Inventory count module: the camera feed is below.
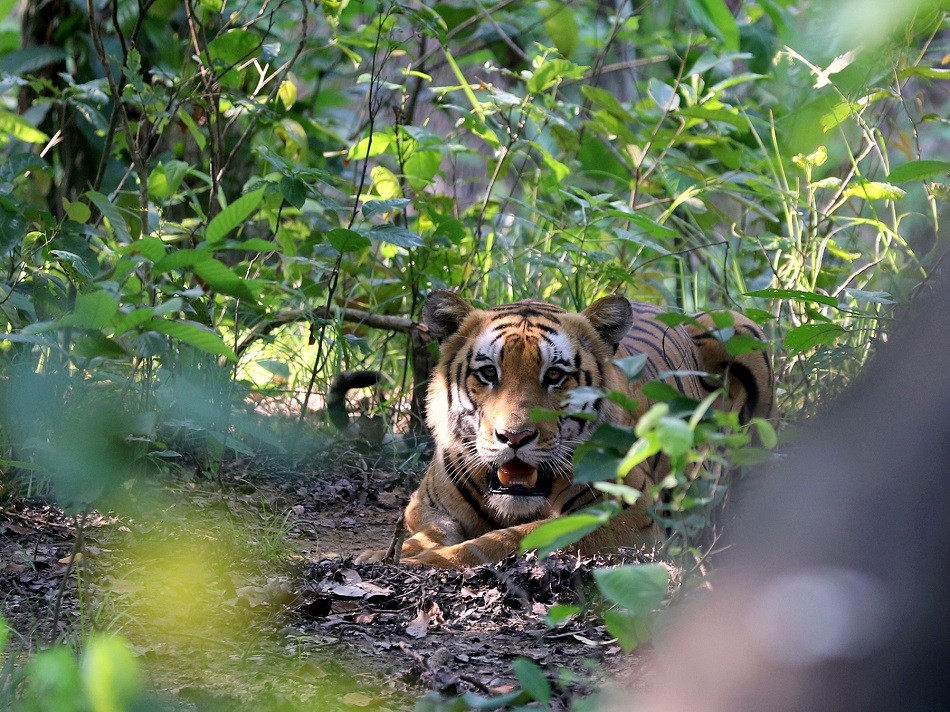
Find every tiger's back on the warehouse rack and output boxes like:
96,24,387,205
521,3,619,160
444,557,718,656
358,292,774,568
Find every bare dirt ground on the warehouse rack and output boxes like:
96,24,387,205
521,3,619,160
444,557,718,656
0,447,653,710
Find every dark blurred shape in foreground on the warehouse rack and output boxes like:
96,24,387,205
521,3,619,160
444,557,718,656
632,272,949,712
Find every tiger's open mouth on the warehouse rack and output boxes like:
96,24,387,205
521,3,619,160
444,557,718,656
488,458,553,496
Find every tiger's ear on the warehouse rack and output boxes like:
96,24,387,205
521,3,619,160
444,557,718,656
422,290,475,342
582,295,633,352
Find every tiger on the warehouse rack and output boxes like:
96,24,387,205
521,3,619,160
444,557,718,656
358,290,775,568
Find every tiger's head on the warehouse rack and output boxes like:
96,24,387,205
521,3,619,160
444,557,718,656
422,291,633,519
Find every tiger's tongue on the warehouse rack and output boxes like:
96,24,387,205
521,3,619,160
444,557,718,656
497,458,538,488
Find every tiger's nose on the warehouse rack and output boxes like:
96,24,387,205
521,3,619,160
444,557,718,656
496,428,538,448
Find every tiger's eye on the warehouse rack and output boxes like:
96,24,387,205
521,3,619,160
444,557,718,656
477,365,498,383
545,367,567,384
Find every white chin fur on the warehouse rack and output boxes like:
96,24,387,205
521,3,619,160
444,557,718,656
487,493,547,519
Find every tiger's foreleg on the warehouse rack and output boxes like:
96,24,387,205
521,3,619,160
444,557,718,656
399,521,545,568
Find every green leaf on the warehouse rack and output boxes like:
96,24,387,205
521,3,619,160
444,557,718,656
193,258,256,301
0,110,48,144
617,436,661,476
362,198,410,218
368,225,424,249
543,1,580,58
511,658,551,703
545,604,580,626
404,149,441,192
593,563,669,614
347,133,393,160
147,318,237,361
279,176,308,208
148,160,190,200
647,78,680,112
81,635,141,712
86,191,131,242
519,503,618,558
327,228,371,254
613,353,648,381
750,417,778,449
574,448,622,484
745,288,839,308
206,28,260,66
153,248,211,273
206,188,265,243
784,323,845,353
656,416,693,458
0,45,67,75
603,609,653,652
842,181,906,201
59,291,119,330
886,160,950,183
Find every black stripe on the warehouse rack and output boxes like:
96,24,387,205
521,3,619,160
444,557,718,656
561,487,602,514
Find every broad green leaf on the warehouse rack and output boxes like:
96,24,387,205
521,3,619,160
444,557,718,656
347,133,393,160
581,86,635,123
206,28,260,66
593,563,669,614
842,289,895,305
86,191,131,242
0,45,67,75
279,176,307,208
147,318,237,361
614,353,648,381
635,403,669,436
113,307,155,335
784,323,845,353
603,609,653,652
647,78,680,112
277,79,297,109
60,291,119,330
404,149,441,191
64,200,91,223
545,604,580,626
574,448,622,484
886,160,950,183
362,198,410,218
0,109,49,144
617,435,661,475
81,635,141,712
519,503,617,558
543,1,580,58
700,0,740,50
750,417,778,449
73,332,127,359
842,181,906,201
656,416,693,458
745,288,839,308
725,332,768,357
206,188,265,243
593,481,643,506
193,258,256,301
527,57,587,94
369,225,424,249
511,658,551,703
153,248,211,273
327,228,370,254
677,105,746,128
148,160,190,200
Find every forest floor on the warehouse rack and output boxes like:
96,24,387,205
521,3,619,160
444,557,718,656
0,441,653,710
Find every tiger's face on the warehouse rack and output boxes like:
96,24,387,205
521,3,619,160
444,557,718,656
423,292,633,519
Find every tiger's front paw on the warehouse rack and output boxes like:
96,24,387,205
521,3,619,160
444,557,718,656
355,548,389,564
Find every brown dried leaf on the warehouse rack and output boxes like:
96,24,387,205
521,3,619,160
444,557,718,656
405,608,430,638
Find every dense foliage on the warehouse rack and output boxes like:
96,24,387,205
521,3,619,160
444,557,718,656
0,0,947,708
